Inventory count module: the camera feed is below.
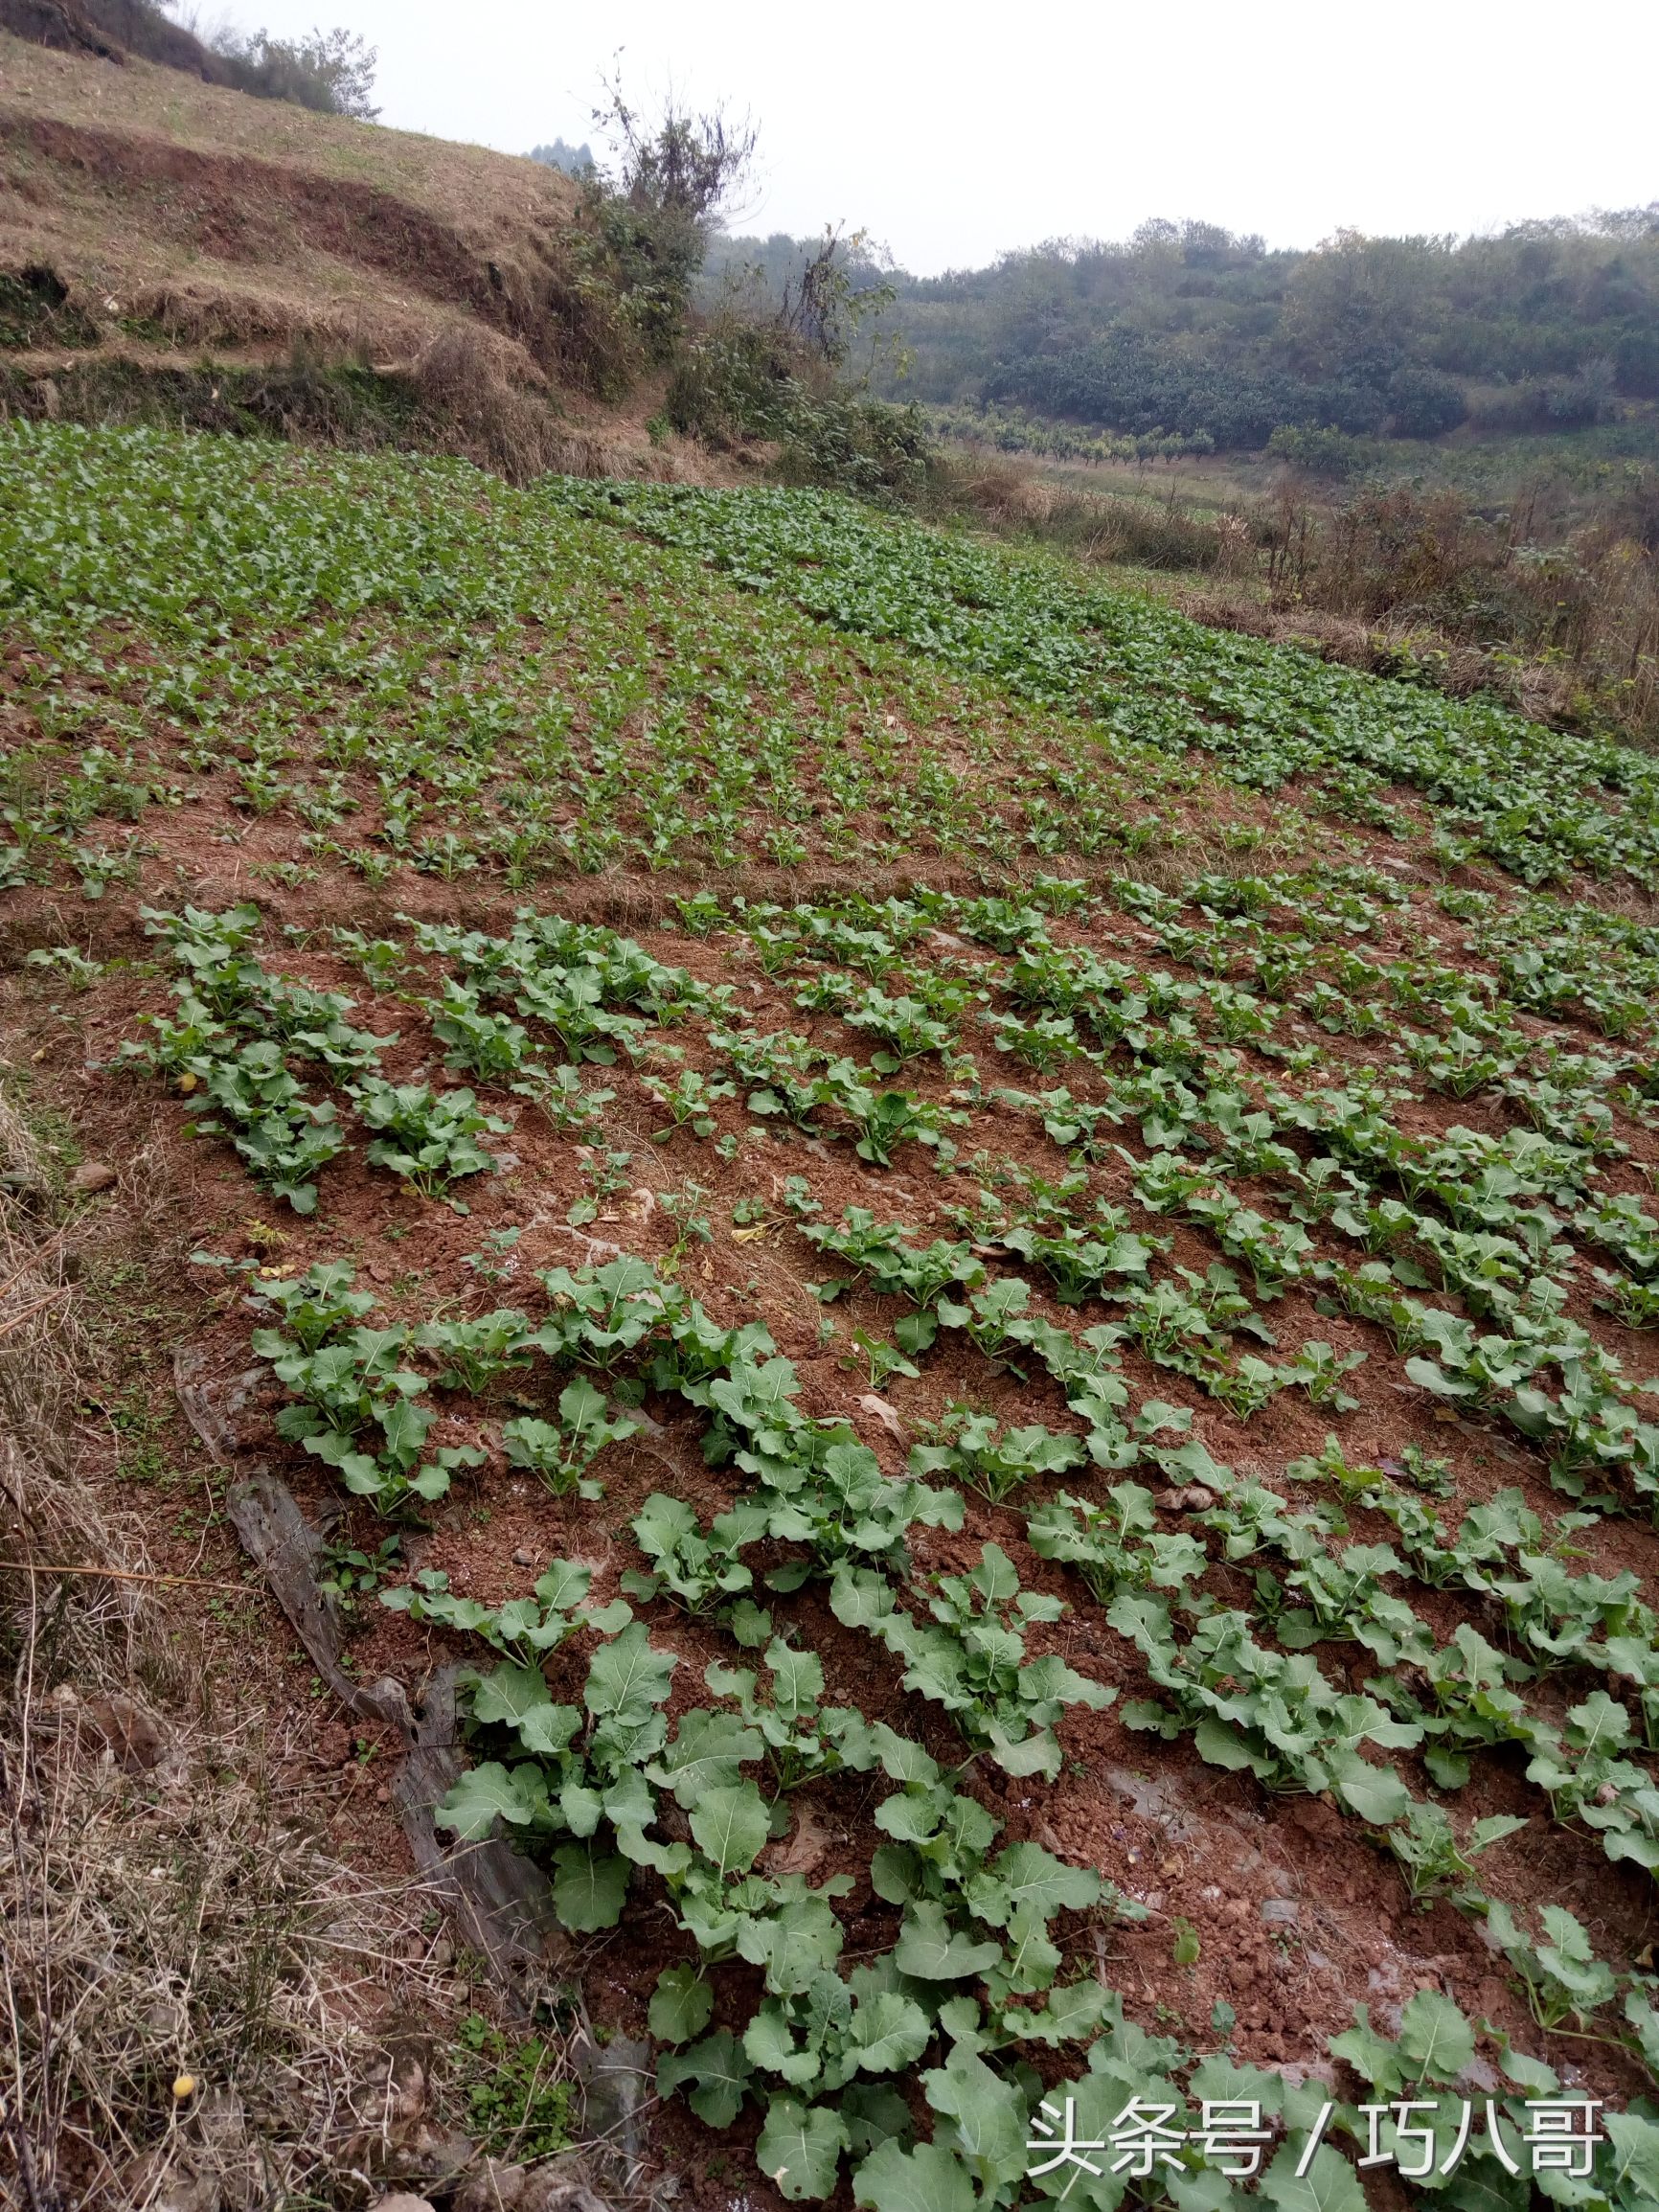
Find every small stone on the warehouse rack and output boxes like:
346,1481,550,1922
518,2154,616,2212
576,2032,650,2165
70,1161,116,1194
454,2159,527,2211
369,2197,438,2212
399,2125,473,2182
84,1692,170,1772
1260,1898,1300,1927
512,1547,534,1567
375,1785,392,1804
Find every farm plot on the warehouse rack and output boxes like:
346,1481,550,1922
552,480,1659,894
4,423,1659,2210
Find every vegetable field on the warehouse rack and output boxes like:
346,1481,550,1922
5,422,1659,2209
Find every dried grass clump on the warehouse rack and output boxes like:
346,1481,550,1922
409,327,609,486
0,1085,466,2208
3,1714,462,2208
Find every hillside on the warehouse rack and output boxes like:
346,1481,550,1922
4,31,1659,2212
4,423,1659,2209
714,219,1659,459
0,26,712,477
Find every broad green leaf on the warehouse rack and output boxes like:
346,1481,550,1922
970,1840,1100,1926
467,1663,581,1756
830,1566,897,1630
744,2003,821,2087
584,1620,677,1726
1329,2006,1398,2094
1564,1690,1632,1754
1397,1990,1476,2085
533,1558,593,1609
1331,1759,1409,1827
757,2097,849,2202
434,1760,534,1841
842,2084,914,2156
653,1708,764,1805
1193,1716,1257,1771
648,1963,714,2045
920,2044,1029,2184
1625,1992,1659,2075
551,1842,629,1931
657,2028,752,2129
1467,1813,1528,1855
848,1991,930,2073
894,1903,1002,1981
690,1781,770,1878
969,1542,1021,1604
768,1636,825,1715
1437,2161,1530,2212
1602,2111,1659,2204
737,1890,846,1995
986,1725,1061,1779
1258,2142,1367,2212
853,2138,976,2212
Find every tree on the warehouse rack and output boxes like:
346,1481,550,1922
1385,364,1467,439
210,24,380,119
594,74,757,236
530,139,595,177
777,227,898,379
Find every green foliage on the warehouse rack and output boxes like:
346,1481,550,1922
30,416,1659,2207
353,1079,511,1201
555,480,1659,891
834,1542,1112,1779
502,1379,641,1499
624,1494,764,1616
451,2013,574,2162
705,1641,875,1794
1386,1801,1527,1909
384,1558,631,1664
910,1407,1083,1505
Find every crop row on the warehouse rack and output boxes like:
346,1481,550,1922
223,1240,1659,2208
553,479,1659,892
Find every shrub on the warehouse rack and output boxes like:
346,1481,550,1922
213,26,380,120
1384,365,1468,439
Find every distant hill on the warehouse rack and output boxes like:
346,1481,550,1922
716,213,1659,453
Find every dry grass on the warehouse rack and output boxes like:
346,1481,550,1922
407,327,606,487
0,30,579,239
0,29,770,492
0,1083,500,2209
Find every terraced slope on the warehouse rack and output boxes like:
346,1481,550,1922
4,422,1659,2208
0,25,581,362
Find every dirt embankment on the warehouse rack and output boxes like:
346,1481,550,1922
0,25,578,368
0,25,737,483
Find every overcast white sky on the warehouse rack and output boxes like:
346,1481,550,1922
190,0,1659,274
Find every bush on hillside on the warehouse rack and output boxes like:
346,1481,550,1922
209,24,380,119
666,324,927,501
